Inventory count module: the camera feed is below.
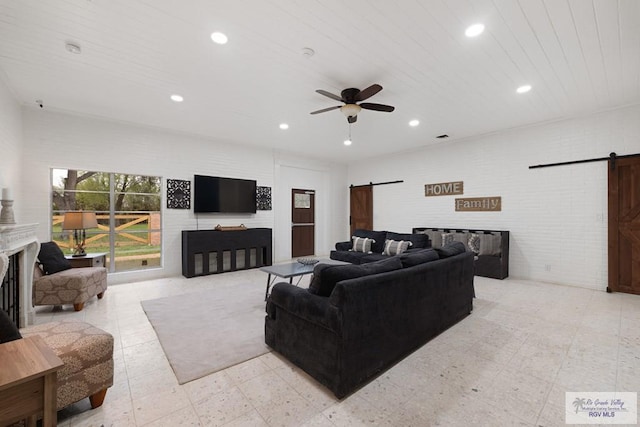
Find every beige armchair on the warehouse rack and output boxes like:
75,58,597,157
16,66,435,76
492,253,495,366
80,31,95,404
32,264,107,311
21,320,114,410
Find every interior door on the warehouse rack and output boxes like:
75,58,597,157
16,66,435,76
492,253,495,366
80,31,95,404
608,156,640,294
291,189,315,257
350,185,373,235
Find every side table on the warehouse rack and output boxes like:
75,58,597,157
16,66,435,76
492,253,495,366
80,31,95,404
0,335,64,427
65,252,106,268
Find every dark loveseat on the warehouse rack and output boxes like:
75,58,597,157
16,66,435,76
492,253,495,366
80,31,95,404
412,227,509,279
329,229,431,265
265,244,474,398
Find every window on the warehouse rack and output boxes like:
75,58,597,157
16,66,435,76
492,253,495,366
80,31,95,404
51,169,162,273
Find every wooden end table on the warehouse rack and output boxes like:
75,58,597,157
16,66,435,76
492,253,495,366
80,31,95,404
0,335,64,427
65,252,106,268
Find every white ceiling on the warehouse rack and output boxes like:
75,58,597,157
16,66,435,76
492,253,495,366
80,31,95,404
1,0,638,163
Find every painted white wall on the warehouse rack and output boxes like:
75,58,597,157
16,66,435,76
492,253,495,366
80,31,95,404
347,104,640,290
273,155,348,262
20,108,346,284
0,74,23,220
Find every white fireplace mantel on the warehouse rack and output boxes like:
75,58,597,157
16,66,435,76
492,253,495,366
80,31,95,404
0,223,39,326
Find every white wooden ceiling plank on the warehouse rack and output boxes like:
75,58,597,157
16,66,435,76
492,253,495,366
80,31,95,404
517,0,579,109
488,0,564,114
567,0,609,107
542,0,600,112
617,0,640,104
592,0,623,105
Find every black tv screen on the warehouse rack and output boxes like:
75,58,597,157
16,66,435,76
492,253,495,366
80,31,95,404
194,175,257,213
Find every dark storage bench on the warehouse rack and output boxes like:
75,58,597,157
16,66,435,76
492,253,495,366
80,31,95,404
412,227,509,279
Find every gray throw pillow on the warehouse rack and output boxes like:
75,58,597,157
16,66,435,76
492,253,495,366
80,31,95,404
479,233,502,256
383,239,411,256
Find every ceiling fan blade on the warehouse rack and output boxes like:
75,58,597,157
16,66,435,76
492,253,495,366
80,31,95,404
348,115,357,124
360,102,395,112
355,84,382,101
316,89,343,102
310,105,341,115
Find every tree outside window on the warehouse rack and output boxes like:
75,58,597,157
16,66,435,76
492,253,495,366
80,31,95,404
51,169,162,273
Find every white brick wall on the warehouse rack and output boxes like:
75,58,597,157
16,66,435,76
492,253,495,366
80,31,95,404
347,104,640,290
0,75,23,219
20,108,346,284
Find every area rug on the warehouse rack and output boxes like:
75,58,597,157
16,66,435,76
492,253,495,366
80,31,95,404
141,284,269,384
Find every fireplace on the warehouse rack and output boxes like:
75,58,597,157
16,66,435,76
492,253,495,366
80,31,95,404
0,223,39,327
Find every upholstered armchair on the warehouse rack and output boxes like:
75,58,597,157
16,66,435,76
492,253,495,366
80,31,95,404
32,242,107,311
20,321,114,410
1,312,114,413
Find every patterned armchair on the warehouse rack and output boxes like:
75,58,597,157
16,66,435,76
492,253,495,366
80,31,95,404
33,241,107,311
32,265,107,311
20,321,114,410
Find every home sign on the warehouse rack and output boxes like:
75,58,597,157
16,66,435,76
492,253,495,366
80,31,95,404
424,181,464,197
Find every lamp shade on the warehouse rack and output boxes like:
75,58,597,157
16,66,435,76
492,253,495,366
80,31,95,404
62,212,98,230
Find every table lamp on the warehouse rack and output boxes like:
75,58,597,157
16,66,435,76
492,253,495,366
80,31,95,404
62,212,98,257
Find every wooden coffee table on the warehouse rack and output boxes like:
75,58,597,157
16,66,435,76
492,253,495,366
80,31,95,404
261,259,348,300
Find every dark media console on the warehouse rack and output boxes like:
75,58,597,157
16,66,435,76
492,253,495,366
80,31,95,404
181,228,272,278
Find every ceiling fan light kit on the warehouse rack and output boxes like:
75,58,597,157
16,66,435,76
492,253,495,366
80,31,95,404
340,104,361,118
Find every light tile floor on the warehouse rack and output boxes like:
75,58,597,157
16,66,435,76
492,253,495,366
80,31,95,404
30,269,640,427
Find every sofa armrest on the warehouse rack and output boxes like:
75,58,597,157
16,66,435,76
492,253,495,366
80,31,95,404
335,241,352,251
267,283,340,332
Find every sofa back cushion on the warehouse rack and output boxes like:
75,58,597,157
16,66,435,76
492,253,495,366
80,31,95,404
38,241,72,275
308,257,403,297
434,241,467,258
399,248,440,267
386,232,430,249
353,229,386,254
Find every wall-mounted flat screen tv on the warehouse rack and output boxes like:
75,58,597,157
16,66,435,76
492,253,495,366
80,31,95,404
194,175,257,213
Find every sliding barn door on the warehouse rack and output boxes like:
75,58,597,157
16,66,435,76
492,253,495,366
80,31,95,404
608,156,640,294
349,185,373,235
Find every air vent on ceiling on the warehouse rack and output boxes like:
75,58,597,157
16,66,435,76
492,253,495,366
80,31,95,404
436,134,449,139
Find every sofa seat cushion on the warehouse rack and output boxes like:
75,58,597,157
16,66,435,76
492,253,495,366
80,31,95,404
310,257,403,297
330,250,370,265
353,229,386,254
399,248,440,267
21,321,114,409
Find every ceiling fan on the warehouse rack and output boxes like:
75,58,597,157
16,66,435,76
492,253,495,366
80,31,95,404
310,84,395,123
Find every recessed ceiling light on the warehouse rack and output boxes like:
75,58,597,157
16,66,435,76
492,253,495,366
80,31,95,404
343,139,352,146
210,32,228,44
409,119,420,127
279,123,289,130
516,84,532,94
465,23,485,38
65,42,81,54
170,94,184,102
